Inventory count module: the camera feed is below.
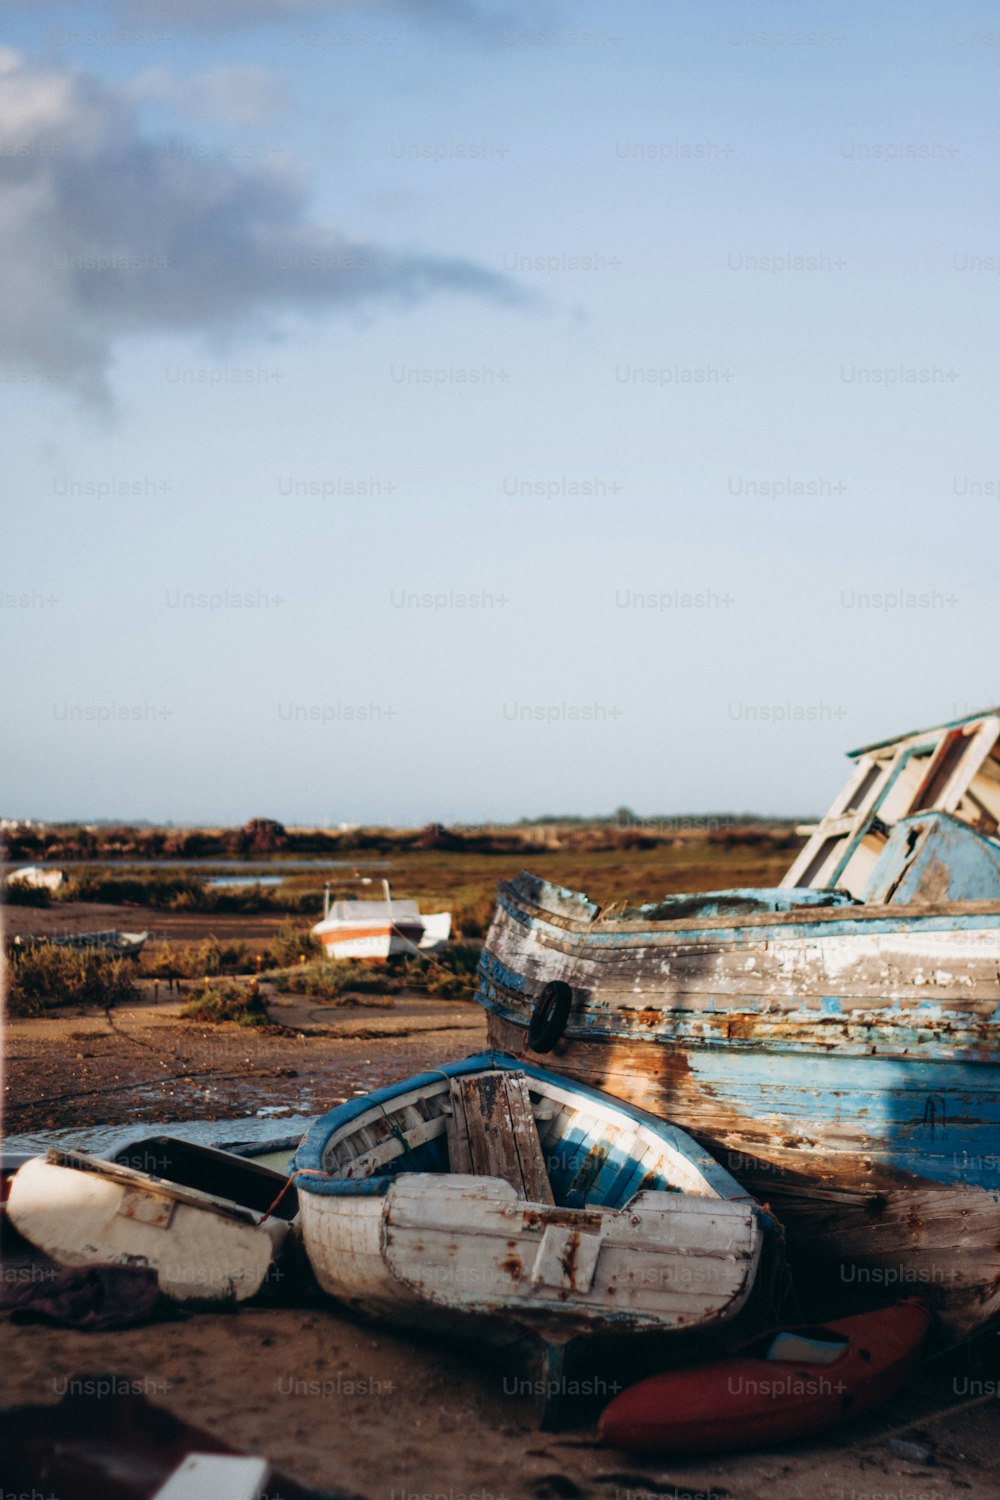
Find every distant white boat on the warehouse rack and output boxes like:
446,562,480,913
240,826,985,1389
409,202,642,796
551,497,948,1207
10,929,149,958
311,878,451,960
5,865,65,892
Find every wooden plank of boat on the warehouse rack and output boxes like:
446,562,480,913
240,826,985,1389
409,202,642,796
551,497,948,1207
447,1071,554,1204
598,1300,931,1453
446,1078,474,1175
6,1148,290,1303
783,708,1000,897
342,1114,447,1180
503,1070,557,1206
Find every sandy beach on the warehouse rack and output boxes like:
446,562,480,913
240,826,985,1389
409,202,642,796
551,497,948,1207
3,1294,999,1500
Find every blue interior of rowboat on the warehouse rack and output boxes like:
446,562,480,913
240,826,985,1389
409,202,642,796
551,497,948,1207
322,1117,664,1209
292,1052,729,1208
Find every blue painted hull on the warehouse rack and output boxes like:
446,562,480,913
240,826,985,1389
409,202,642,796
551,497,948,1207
479,875,1000,1339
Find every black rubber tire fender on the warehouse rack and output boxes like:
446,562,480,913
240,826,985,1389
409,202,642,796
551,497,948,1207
527,980,572,1053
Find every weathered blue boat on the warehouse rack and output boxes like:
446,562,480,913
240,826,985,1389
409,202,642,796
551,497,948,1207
477,710,1000,1342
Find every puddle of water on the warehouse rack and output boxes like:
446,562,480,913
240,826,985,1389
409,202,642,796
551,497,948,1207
3,1113,317,1159
205,875,284,889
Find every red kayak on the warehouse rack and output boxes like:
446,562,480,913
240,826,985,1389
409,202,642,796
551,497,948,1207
599,1300,930,1454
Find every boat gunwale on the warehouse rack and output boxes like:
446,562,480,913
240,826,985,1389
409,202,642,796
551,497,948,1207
24,1148,274,1228
496,879,1000,941
292,1052,758,1206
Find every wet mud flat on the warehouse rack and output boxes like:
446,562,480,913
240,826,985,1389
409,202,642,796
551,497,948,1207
4,992,486,1136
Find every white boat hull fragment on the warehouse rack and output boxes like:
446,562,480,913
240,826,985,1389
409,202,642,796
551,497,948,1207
7,1150,289,1304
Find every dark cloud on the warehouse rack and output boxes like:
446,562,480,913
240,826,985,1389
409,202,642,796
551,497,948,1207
0,50,521,400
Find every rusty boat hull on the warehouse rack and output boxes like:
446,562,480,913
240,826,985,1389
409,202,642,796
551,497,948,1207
477,873,1000,1343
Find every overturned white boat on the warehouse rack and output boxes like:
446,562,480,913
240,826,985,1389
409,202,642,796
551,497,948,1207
311,877,451,960
6,1141,298,1304
292,1054,778,1387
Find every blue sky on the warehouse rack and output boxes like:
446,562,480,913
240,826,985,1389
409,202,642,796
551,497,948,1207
2,1,997,825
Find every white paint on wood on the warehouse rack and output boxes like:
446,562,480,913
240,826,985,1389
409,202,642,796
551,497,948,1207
151,1454,271,1500
530,1225,603,1292
8,1153,286,1303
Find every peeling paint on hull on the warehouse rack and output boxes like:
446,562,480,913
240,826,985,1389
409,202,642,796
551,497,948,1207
478,877,1000,1342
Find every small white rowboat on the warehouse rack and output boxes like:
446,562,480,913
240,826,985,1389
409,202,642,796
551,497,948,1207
292,1053,777,1387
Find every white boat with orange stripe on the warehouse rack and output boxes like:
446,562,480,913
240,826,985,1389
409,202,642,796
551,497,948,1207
311,877,451,960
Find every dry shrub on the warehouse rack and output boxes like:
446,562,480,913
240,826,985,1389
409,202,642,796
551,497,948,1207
181,978,272,1027
448,889,497,939
268,920,319,967
7,944,139,1016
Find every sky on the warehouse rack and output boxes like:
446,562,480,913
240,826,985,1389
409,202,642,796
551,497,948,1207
2,0,998,826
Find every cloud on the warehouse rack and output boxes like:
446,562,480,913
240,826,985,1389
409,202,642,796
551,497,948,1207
126,66,288,127
0,50,520,401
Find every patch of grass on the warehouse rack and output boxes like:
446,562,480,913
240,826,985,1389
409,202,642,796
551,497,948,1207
138,939,188,978
268,959,395,1006
7,945,139,1016
267,920,319,968
181,978,273,1027
267,943,482,1006
141,928,317,982
400,943,482,1000
66,872,207,908
192,935,254,975
141,936,261,978
447,888,496,940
